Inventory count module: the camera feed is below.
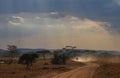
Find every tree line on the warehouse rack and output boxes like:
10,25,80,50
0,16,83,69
3,45,70,69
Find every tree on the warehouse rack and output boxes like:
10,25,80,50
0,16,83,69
63,46,76,58
51,52,68,65
51,46,76,65
18,53,39,69
65,46,76,50
7,45,17,64
36,50,51,60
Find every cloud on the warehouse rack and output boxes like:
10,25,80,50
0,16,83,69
9,21,21,26
12,16,24,22
35,16,41,19
0,0,120,33
46,15,111,34
1,13,112,36
50,12,59,15
8,16,24,26
0,13,120,51
112,0,120,5
0,0,120,50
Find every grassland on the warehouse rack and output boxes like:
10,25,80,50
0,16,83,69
0,57,120,78
0,59,85,78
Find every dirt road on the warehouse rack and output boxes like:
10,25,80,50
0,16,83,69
35,63,99,78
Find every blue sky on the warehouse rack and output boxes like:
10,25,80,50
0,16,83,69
0,0,120,50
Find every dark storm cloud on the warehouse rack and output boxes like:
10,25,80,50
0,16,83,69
0,0,118,16
0,0,120,33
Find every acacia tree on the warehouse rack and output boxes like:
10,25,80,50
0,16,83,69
18,53,39,69
63,46,76,57
7,45,17,64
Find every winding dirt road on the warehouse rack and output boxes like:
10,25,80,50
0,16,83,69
35,63,99,78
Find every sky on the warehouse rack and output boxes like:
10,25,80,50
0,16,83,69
0,0,120,51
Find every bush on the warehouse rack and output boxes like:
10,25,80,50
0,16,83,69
51,53,67,65
18,53,39,69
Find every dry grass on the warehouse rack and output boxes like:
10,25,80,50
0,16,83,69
93,63,120,78
0,59,85,78
1,58,120,78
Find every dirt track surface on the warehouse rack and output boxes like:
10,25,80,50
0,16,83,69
36,63,99,78
93,63,120,78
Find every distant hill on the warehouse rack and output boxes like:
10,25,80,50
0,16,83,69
17,48,46,53
0,49,7,52
0,49,7,57
54,49,120,58
0,48,120,57
0,48,46,57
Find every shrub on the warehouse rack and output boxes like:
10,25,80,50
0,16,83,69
18,53,39,69
51,53,67,65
